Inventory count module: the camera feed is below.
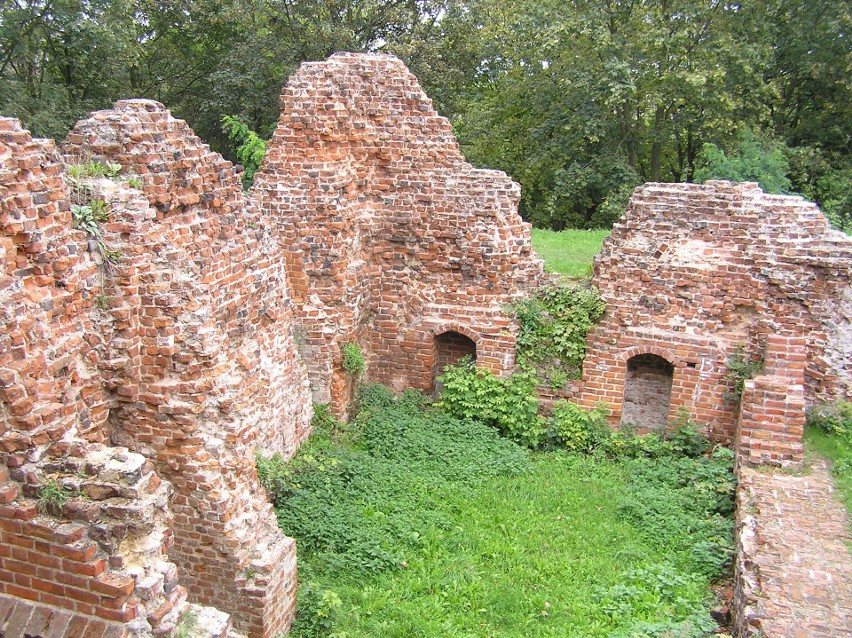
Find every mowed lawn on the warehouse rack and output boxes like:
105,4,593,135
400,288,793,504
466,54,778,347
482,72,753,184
530,228,610,278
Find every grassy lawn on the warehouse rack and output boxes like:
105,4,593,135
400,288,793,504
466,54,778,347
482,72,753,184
261,388,734,638
530,228,610,278
805,423,852,514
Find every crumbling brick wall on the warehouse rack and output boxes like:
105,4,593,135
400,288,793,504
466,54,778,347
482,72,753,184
581,181,851,462
58,99,315,637
0,117,185,635
253,53,544,416
1,99,316,637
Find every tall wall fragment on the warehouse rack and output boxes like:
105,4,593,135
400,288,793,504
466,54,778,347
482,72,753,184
581,181,851,465
60,100,314,637
253,53,544,415
0,118,185,636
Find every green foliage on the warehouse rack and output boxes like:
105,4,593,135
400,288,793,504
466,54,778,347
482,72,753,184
311,403,347,441
127,176,144,190
340,343,366,378
807,402,852,440
547,401,610,453
724,345,764,404
221,115,267,189
272,389,527,576
694,128,793,194
667,409,711,458
71,201,109,236
71,200,120,266
514,282,605,380
37,479,69,515
616,447,736,579
67,161,121,180
436,358,544,448
291,577,344,638
173,609,198,638
275,385,734,636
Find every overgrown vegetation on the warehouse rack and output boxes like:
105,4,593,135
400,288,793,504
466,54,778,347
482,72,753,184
260,382,735,637
3,1,847,232
36,479,69,515
513,281,606,385
341,342,366,377
805,401,852,515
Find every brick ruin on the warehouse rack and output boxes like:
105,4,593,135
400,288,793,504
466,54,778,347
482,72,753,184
0,53,541,637
579,181,851,467
252,53,543,415
1,52,851,638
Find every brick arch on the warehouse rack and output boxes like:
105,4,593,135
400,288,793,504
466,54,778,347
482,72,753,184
618,345,681,367
428,322,484,347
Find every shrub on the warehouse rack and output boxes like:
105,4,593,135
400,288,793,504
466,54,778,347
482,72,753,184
437,358,544,448
547,400,610,452
724,344,763,404
666,408,711,458
222,115,267,189
291,578,343,638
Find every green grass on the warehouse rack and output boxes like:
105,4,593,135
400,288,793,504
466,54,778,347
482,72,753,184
264,386,733,638
805,424,852,514
530,228,610,278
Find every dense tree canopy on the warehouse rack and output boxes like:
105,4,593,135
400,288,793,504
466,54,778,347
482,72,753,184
1,0,848,230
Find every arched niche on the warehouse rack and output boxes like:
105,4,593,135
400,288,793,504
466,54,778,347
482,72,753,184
621,353,674,430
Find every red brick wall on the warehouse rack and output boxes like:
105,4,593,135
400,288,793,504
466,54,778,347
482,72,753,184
59,100,309,637
253,53,544,417
581,181,851,448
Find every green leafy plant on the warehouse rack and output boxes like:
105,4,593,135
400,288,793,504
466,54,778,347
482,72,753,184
340,343,365,378
513,282,605,382
127,176,143,190
724,344,764,404
312,402,348,441
695,128,792,194
174,608,198,638
666,408,711,457
222,115,267,189
291,580,343,638
273,382,734,636
71,199,120,264
437,358,544,448
547,400,610,452
37,479,69,515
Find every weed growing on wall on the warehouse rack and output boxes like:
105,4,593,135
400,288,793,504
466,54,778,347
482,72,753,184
269,384,735,637
724,344,764,404
341,342,366,377
513,282,605,384
36,479,69,515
